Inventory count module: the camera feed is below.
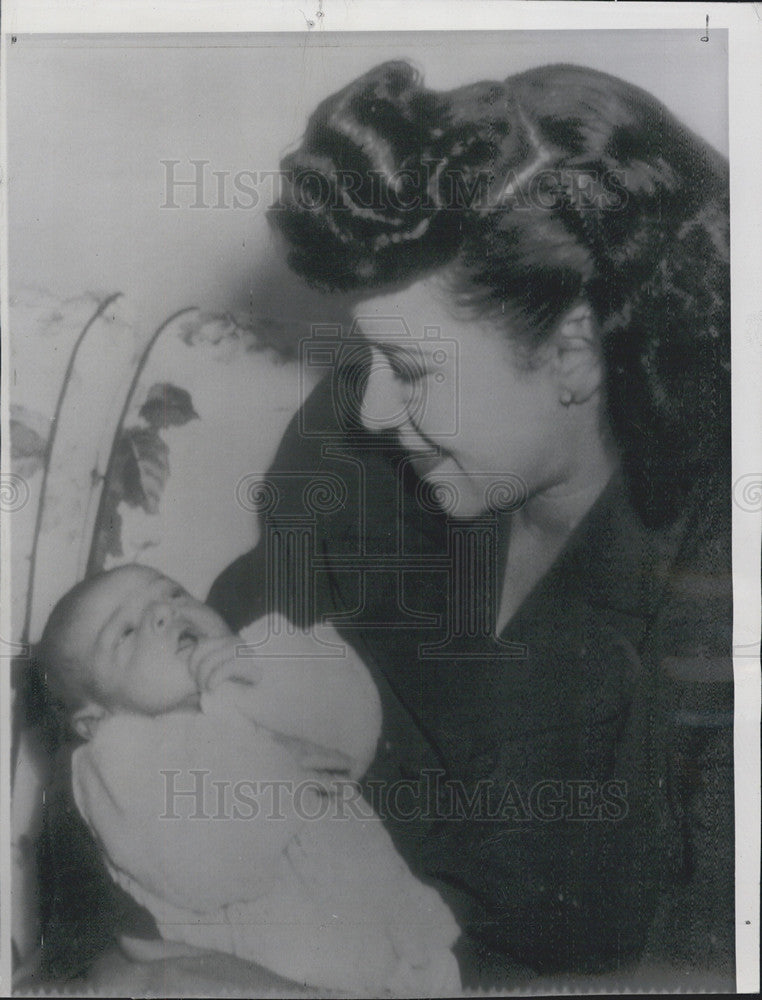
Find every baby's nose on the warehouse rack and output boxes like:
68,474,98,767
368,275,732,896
151,601,174,631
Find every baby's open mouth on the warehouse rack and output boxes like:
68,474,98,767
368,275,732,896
177,627,199,654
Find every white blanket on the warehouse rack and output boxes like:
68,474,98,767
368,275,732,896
72,618,461,995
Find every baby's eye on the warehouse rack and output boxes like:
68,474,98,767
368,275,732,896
170,587,184,599
119,625,135,641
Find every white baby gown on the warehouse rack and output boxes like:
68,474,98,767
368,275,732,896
71,615,461,996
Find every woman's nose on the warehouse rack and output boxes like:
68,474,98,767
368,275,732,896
359,348,412,433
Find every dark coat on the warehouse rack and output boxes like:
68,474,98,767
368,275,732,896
208,369,735,989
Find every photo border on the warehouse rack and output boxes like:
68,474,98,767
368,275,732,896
1,2,759,994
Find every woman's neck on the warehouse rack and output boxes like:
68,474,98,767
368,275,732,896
521,464,618,540
522,421,620,538
495,436,619,634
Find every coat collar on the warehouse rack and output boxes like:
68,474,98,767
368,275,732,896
566,469,691,620
497,465,696,671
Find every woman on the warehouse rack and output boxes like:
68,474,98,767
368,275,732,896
209,61,734,988
208,60,734,990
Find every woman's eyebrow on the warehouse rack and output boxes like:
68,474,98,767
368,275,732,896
377,342,429,364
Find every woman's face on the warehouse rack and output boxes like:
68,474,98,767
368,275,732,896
352,278,580,519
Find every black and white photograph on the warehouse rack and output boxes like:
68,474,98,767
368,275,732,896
2,2,760,996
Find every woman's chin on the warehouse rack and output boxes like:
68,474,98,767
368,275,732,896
448,498,490,519
430,485,490,519
417,463,491,520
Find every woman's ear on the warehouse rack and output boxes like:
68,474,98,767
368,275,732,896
553,303,602,405
72,701,107,741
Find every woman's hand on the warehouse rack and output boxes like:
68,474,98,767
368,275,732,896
189,636,264,692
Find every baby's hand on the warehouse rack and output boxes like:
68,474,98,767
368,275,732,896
271,732,354,776
189,636,264,692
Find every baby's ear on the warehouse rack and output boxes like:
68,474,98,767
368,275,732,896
72,702,107,741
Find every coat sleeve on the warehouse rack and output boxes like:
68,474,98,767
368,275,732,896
206,374,339,633
71,712,311,914
205,371,383,778
644,490,736,977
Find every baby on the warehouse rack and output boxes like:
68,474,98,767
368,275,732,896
38,565,461,996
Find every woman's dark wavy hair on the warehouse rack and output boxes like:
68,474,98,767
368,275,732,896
269,61,729,526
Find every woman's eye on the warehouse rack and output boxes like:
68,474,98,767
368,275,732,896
118,625,135,642
387,350,429,383
170,587,184,599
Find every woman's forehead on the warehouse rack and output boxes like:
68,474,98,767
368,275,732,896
351,280,510,364
351,280,469,350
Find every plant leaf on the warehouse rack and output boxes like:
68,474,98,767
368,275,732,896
10,408,49,476
139,382,199,429
10,422,47,476
112,427,170,515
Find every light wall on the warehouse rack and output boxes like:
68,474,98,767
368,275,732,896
7,30,728,336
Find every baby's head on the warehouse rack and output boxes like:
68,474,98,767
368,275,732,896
37,565,232,739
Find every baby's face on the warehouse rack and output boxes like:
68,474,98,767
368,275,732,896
74,566,231,715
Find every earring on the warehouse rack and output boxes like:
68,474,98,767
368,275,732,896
560,389,573,407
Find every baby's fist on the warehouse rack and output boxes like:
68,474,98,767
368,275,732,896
189,636,263,692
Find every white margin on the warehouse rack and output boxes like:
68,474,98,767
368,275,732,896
728,13,762,995
0,0,753,35
0,1,759,995
1,20,13,1000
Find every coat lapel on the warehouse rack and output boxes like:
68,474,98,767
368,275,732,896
325,454,693,776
